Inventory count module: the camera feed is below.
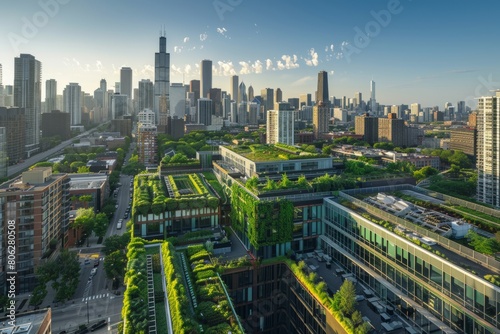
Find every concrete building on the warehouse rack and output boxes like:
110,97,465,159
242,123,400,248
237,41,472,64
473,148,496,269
120,67,133,101
170,83,187,119
0,127,6,178
260,88,274,121
266,102,295,145
166,115,185,140
477,92,500,207
0,167,70,293
450,128,476,158
137,108,155,125
0,107,25,165
63,83,81,125
41,110,70,140
14,54,41,157
111,93,128,119
355,113,378,145
230,75,238,105
378,113,405,147
137,123,157,166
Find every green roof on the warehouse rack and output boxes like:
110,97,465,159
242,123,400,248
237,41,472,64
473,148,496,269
225,144,328,162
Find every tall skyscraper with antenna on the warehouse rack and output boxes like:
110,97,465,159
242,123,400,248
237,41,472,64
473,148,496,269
370,80,376,114
154,31,170,124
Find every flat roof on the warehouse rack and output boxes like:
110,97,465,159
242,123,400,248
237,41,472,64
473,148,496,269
223,144,328,162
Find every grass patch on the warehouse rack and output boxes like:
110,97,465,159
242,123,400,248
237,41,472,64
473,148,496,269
155,301,168,333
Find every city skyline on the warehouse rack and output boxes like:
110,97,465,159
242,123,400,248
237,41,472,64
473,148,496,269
2,1,500,107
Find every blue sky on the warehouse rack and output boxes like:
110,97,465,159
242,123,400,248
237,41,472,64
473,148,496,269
1,0,500,108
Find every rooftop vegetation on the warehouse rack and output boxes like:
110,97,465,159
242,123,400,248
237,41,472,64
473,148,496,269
225,144,329,162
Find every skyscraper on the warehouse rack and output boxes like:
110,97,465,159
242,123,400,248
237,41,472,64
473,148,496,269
313,71,330,139
201,60,212,98
353,92,362,109
45,79,57,113
0,63,3,107
477,92,500,207
197,98,212,126
154,35,170,123
63,83,82,125
238,82,247,105
316,71,329,104
276,88,283,103
170,83,187,119
370,80,376,113
248,85,254,101
260,88,274,121
138,79,154,111
120,67,133,100
189,80,200,104
231,75,238,103
410,103,420,117
355,113,379,146
14,54,41,157
266,102,295,145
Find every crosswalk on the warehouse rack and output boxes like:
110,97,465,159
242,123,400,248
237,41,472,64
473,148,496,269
82,293,109,302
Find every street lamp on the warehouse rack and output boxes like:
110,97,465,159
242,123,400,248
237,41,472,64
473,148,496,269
86,301,89,324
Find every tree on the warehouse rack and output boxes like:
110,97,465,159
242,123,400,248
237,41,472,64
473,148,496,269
104,250,127,281
77,166,90,173
413,166,439,182
73,207,95,246
103,233,130,255
70,161,86,172
279,173,292,189
93,213,109,238
338,279,356,316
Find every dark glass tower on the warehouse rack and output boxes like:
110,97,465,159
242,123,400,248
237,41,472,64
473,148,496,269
316,70,329,105
154,35,170,123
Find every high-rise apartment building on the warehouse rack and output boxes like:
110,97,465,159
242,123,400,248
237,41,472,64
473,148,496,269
42,110,70,140
0,107,25,165
189,80,200,105
45,79,57,113
201,60,212,98
154,35,170,123
410,103,421,117
137,123,157,166
355,113,378,145
14,54,41,157
138,79,153,111
266,102,295,145
0,167,70,293
63,83,81,125
316,71,329,104
477,92,500,207
378,113,405,147
248,85,254,101
0,128,7,178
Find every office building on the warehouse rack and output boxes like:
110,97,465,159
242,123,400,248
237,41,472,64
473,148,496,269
248,85,254,101
201,59,212,98
477,92,500,207
138,79,153,111
237,82,247,105
154,35,170,123
410,103,420,117
189,79,200,106
276,87,283,103
248,101,259,125
287,98,299,112
355,113,378,145
299,93,312,109
317,71,329,104
237,101,247,125
111,93,128,119
260,88,274,121
120,67,133,101
266,102,295,145
166,115,185,140
63,83,81,125
354,92,362,109
312,71,330,139
170,83,187,119
0,107,25,164
41,110,70,140
14,54,41,157
45,79,57,113
209,88,222,117
0,167,70,293
197,98,212,126
231,75,238,104
322,185,500,333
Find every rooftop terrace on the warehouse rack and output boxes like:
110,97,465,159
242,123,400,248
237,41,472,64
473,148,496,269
223,144,329,162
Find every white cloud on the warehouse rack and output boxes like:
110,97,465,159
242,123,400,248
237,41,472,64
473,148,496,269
216,27,227,36
265,59,274,71
95,60,103,72
183,37,189,43
252,60,263,74
140,65,154,77
239,61,251,74
330,70,335,75
217,61,236,76
184,64,192,75
174,46,182,53
330,44,334,52
305,48,319,66
200,33,208,41
277,54,300,70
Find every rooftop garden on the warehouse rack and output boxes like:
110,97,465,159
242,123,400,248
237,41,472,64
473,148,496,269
132,173,219,217
225,144,330,162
